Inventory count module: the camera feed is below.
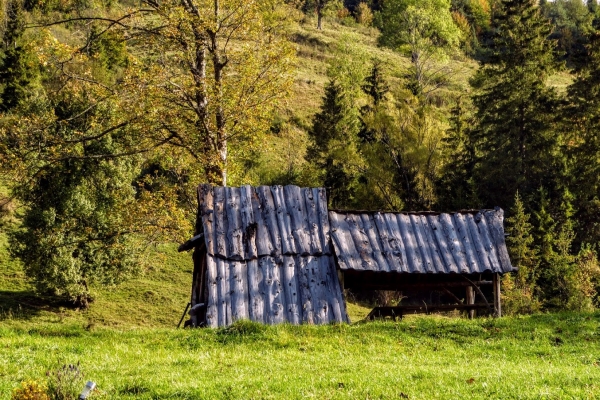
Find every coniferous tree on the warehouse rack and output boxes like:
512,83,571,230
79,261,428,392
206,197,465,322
470,0,562,209
502,191,540,314
306,78,362,208
565,25,600,244
436,97,479,210
0,0,37,111
359,60,389,143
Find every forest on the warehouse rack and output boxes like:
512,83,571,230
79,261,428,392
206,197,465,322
1,0,600,315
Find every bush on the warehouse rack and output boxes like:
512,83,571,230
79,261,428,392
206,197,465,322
565,245,600,311
46,363,85,400
355,3,373,26
12,381,49,400
501,273,541,315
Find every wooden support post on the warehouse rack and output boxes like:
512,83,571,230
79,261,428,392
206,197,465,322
466,286,475,319
493,273,502,317
337,270,345,292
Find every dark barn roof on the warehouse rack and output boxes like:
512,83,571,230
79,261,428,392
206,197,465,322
329,209,515,274
197,184,348,328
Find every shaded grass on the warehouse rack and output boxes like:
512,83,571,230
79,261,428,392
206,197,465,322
0,241,192,328
2,313,600,399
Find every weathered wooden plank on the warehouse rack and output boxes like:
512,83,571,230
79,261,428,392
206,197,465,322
256,186,281,256
225,187,244,260
271,186,296,255
247,259,264,323
303,188,323,255
476,212,502,273
251,188,274,257
230,261,249,322
346,213,377,271
213,187,228,259
329,212,362,270
397,213,423,273
453,213,479,273
297,256,314,324
418,215,446,273
465,213,492,272
322,256,344,322
320,256,335,323
205,255,219,328
240,185,258,260
383,213,410,273
199,185,215,255
426,215,455,273
316,188,331,254
331,256,349,323
284,185,311,255
439,213,468,273
307,256,328,324
216,257,230,327
361,214,389,272
263,256,285,324
282,256,301,324
372,212,395,272
410,214,435,273
484,209,512,272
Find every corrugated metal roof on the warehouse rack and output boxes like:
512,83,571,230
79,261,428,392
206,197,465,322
204,254,348,328
329,208,514,274
198,184,331,260
198,184,348,327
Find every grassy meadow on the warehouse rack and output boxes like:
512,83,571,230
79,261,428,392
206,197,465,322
2,313,600,399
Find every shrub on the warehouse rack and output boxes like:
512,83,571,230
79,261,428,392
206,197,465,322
11,381,49,400
565,245,600,311
355,3,373,26
46,363,85,400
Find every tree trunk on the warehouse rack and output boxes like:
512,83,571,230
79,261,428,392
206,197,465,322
317,2,323,30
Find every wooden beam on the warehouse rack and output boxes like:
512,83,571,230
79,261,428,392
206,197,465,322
466,286,475,319
344,280,493,291
493,273,502,317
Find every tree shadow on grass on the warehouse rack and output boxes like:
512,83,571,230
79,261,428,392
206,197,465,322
0,289,75,321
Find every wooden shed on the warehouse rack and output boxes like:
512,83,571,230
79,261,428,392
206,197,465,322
328,209,515,319
180,184,515,327
180,184,349,328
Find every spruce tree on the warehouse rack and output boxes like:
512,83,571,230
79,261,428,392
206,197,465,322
565,25,600,244
503,191,540,313
359,60,389,143
469,0,562,209
0,0,36,111
436,97,479,211
306,78,362,208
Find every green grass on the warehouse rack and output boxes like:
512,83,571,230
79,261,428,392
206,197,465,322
2,314,600,399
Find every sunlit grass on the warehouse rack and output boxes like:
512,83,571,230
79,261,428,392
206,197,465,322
2,313,600,399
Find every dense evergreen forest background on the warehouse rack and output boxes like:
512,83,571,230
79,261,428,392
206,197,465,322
1,0,600,314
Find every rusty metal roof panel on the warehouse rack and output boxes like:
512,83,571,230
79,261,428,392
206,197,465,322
198,184,331,260
204,254,349,328
329,208,514,274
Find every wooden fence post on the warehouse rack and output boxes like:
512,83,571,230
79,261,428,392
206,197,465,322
493,273,502,317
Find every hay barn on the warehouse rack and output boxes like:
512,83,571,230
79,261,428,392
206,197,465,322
179,184,515,327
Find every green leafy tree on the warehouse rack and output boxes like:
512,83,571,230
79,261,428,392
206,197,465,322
376,0,463,96
469,0,562,209
542,0,593,67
